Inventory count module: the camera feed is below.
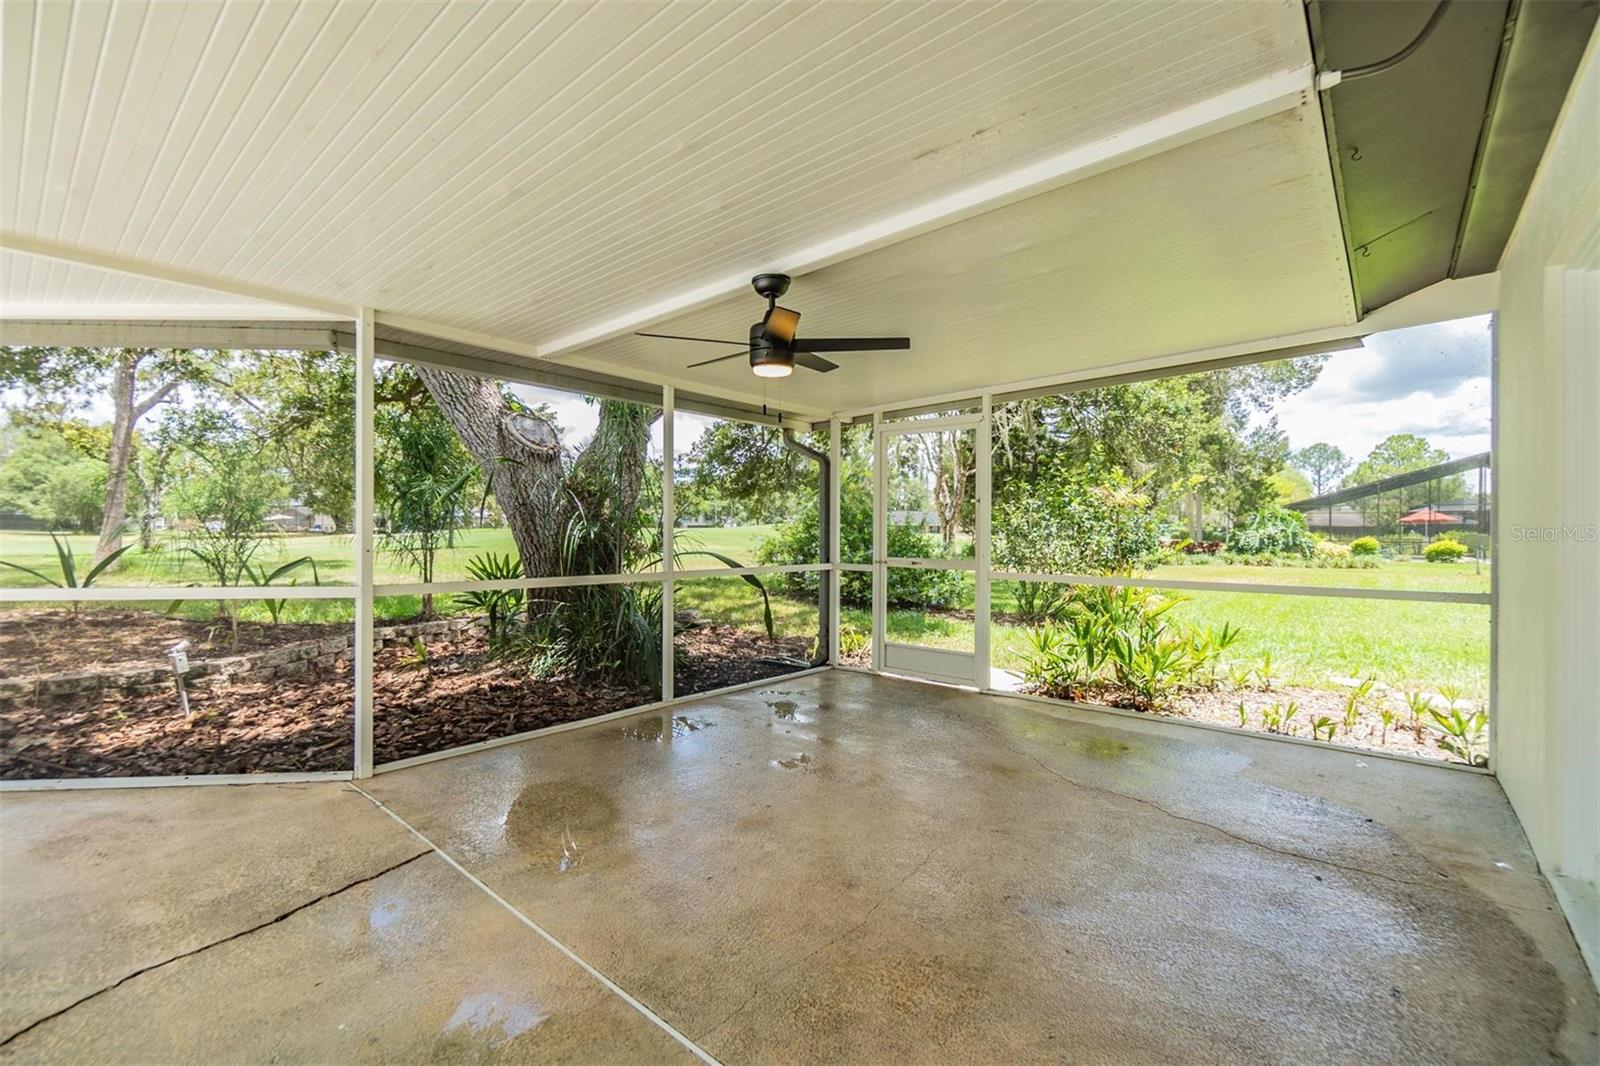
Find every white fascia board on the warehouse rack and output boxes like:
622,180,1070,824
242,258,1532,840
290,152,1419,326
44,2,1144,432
535,66,1318,358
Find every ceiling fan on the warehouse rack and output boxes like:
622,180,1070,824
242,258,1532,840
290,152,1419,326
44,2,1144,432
635,273,910,377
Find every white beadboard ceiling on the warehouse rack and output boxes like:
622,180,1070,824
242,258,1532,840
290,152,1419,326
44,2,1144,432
0,0,1354,413
559,105,1354,413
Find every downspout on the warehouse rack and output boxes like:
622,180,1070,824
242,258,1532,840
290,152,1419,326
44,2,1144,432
782,428,830,667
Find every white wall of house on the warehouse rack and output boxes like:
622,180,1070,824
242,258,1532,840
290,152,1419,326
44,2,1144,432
1494,27,1600,977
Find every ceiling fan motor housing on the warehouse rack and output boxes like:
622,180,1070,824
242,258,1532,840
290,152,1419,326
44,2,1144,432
748,321,794,377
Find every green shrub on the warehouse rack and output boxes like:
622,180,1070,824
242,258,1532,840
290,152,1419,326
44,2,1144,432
991,470,1161,623
1020,585,1239,710
1224,507,1314,557
838,619,869,657
1424,538,1468,563
1314,540,1350,559
1349,536,1381,556
759,496,962,608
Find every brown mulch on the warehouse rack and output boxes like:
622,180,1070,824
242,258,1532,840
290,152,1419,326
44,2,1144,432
2,622,817,779
674,623,815,695
0,608,351,677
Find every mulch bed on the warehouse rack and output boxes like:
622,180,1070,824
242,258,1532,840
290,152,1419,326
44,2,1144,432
0,608,350,677
674,624,815,695
2,620,816,779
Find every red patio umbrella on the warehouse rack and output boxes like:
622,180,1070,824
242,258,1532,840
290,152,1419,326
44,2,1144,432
1398,507,1458,541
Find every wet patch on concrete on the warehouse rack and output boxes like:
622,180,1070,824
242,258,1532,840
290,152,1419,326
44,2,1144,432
1077,735,1134,760
503,781,624,875
617,715,712,742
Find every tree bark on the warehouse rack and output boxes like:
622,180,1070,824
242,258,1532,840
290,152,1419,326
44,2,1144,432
414,368,567,576
94,353,138,563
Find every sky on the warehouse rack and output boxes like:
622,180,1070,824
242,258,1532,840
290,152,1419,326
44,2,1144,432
1263,313,1492,465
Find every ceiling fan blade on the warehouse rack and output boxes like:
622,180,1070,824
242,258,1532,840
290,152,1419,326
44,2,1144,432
790,337,910,352
636,332,747,347
792,351,839,373
686,350,750,369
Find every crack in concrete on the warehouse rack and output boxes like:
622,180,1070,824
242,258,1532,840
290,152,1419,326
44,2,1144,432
0,850,432,1048
698,848,938,1042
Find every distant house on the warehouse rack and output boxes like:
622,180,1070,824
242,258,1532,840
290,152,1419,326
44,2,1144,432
264,504,337,533
888,510,941,532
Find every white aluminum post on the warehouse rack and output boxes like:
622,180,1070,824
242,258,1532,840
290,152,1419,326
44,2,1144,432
872,412,886,672
354,309,375,778
974,393,992,689
829,418,842,664
661,386,675,702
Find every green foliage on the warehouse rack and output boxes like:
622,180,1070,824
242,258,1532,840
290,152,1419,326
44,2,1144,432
1340,434,1468,534
400,635,431,674
1424,537,1468,563
760,491,963,608
838,619,870,657
1224,506,1314,557
376,399,479,611
1293,442,1350,496
0,420,108,531
992,464,1160,575
455,552,526,646
677,421,814,525
1349,536,1381,556
672,549,774,639
1019,585,1238,709
164,412,290,588
1429,706,1489,766
494,583,662,697
1311,715,1337,742
1342,677,1375,733
244,556,319,624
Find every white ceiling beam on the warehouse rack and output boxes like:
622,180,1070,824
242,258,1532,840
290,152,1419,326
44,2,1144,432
536,64,1318,358
0,233,354,319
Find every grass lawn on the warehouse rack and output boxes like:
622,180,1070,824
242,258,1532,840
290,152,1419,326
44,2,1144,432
0,522,794,592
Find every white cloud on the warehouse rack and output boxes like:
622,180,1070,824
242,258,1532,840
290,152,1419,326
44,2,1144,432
1265,314,1493,464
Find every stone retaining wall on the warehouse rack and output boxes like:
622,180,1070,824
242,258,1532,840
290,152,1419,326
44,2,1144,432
0,617,483,710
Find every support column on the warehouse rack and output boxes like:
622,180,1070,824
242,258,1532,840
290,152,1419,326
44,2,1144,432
660,386,675,702
353,309,375,777
872,412,885,672
829,418,842,664
975,393,992,689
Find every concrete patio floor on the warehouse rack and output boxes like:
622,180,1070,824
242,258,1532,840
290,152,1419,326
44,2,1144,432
2,671,1595,1064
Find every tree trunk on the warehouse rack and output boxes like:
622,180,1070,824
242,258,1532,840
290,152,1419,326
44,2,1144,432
94,353,139,564
414,368,566,576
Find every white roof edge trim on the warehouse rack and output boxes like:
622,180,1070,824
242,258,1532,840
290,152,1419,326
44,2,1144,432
536,65,1317,358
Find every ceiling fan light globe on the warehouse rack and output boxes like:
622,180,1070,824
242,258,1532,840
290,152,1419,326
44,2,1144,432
752,361,793,379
